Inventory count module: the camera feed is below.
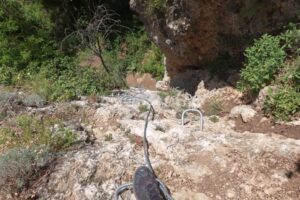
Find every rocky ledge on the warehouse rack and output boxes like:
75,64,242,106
27,87,300,200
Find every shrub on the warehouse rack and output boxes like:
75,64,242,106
206,99,223,116
280,23,300,56
26,55,125,102
0,115,76,152
146,0,167,14
0,92,20,104
281,56,300,92
263,87,300,121
138,104,149,113
209,115,219,123
0,67,16,85
23,93,47,108
238,34,286,94
0,0,54,75
238,25,300,120
50,129,77,152
103,28,164,80
0,147,50,194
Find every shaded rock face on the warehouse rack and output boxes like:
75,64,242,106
130,0,300,77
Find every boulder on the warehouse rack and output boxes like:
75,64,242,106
230,105,256,122
130,0,300,90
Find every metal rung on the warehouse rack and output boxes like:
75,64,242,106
181,108,204,131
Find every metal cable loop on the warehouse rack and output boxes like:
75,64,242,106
114,93,173,200
114,183,133,200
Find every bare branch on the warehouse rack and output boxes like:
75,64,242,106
61,4,125,73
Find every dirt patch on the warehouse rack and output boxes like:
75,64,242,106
234,113,300,139
126,73,157,91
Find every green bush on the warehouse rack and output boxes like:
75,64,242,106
26,55,125,102
281,56,300,92
0,1,124,101
103,28,164,80
238,34,286,93
239,25,300,120
206,99,223,116
265,56,300,121
0,147,50,194
0,115,76,152
23,93,46,108
263,87,300,121
280,24,300,56
138,104,149,113
0,0,54,75
146,0,167,14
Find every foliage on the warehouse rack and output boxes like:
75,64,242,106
26,55,125,102
280,23,300,56
138,104,149,113
146,0,167,14
263,87,300,121
158,89,178,102
238,34,286,93
0,147,50,194
209,115,219,123
0,1,126,101
239,25,300,121
23,93,46,108
103,28,164,80
0,115,76,152
263,56,300,121
0,92,20,105
62,4,124,73
206,99,223,116
0,0,54,75
281,56,300,92
0,67,16,85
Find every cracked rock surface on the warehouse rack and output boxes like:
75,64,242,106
34,88,300,200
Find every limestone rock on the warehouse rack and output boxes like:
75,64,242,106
156,80,170,91
130,0,300,89
255,86,277,109
2,88,297,200
230,105,256,122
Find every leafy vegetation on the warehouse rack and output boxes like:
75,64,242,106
209,115,219,123
0,147,50,195
0,114,77,195
264,87,300,121
238,34,286,93
0,0,54,74
205,99,224,116
103,28,164,79
158,89,179,102
0,1,127,101
0,1,162,102
146,0,167,14
138,104,149,113
0,115,76,152
238,24,300,121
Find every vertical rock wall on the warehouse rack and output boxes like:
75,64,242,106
130,0,300,79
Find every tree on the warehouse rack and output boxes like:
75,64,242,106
62,4,124,73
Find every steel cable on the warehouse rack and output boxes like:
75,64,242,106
114,93,173,200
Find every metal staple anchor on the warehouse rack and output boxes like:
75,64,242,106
181,108,204,131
